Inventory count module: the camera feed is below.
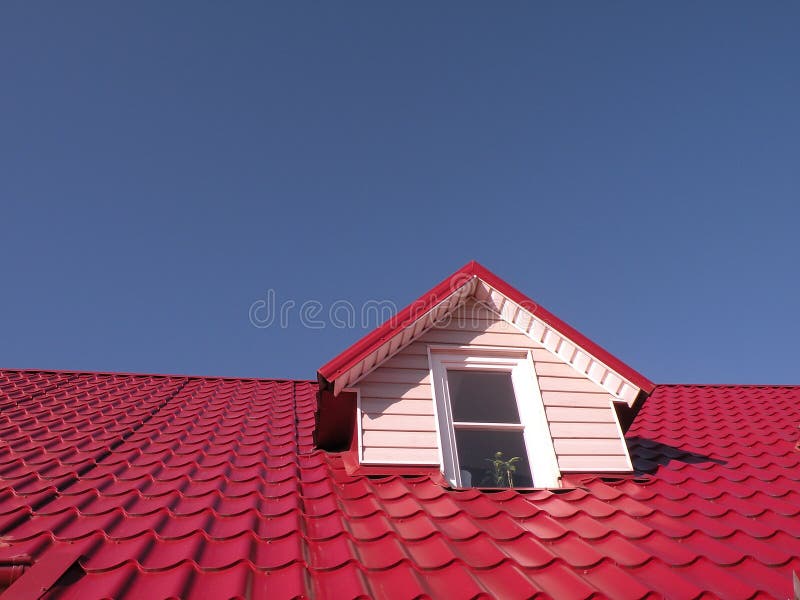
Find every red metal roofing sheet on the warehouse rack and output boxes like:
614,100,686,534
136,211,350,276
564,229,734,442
0,372,797,598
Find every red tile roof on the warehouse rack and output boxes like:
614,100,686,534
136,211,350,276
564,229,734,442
0,371,798,599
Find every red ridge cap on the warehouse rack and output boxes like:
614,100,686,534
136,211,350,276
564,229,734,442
318,261,655,394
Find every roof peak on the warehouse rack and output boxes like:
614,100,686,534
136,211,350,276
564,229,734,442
318,260,655,397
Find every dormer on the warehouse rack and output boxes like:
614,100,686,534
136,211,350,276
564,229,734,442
316,261,654,488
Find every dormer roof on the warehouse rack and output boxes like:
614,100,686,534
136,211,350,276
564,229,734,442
319,260,654,403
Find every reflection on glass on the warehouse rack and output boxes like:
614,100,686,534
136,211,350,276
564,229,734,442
454,429,533,487
447,370,519,423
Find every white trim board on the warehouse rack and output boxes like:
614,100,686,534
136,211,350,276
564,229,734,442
428,346,560,488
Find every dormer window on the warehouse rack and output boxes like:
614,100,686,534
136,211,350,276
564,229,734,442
429,347,560,488
316,261,653,487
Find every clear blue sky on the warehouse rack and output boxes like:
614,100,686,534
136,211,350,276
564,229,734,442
2,3,798,384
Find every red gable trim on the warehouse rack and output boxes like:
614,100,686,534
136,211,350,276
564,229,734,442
317,261,655,394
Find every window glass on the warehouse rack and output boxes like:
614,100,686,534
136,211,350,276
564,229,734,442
453,429,533,487
447,370,520,423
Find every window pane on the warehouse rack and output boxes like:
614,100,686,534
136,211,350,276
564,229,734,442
454,429,533,488
447,370,520,423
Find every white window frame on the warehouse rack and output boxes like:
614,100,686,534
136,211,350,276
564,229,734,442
428,345,560,488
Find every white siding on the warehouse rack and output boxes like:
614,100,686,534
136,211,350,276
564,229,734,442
357,298,631,472
358,340,439,464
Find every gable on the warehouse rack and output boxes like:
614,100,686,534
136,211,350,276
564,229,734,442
357,298,632,472
319,261,652,405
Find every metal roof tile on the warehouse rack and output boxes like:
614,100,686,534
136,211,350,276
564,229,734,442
519,562,598,600
0,372,798,598
473,562,547,599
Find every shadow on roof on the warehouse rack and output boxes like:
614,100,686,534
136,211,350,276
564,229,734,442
626,436,727,474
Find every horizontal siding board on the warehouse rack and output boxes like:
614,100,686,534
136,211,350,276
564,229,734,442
537,376,605,394
362,447,440,464
530,348,559,363
380,354,431,370
419,330,538,348
361,368,431,385
553,438,626,455
389,342,429,356
545,406,615,423
362,430,438,448
454,299,500,318
540,391,613,408
549,422,620,438
451,311,501,324
533,362,584,378
558,455,631,471
359,382,431,400
434,320,521,334
362,413,436,431
361,397,435,416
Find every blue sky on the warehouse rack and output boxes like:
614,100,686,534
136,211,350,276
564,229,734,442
1,3,798,383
